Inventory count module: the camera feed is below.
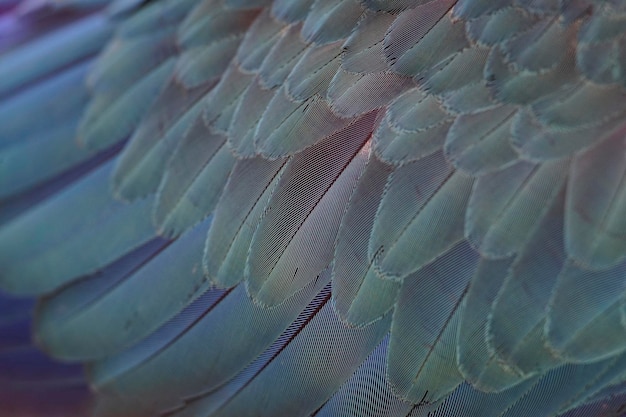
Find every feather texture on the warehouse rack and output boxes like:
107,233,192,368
2,1,626,416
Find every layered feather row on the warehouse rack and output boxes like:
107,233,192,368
1,0,626,416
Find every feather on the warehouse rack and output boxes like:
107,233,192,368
175,38,241,89
385,1,467,78
484,45,579,107
154,115,235,236
202,62,253,132
327,12,419,117
500,18,571,72
465,158,569,258
79,58,176,151
0,61,89,148
87,29,177,94
87,285,228,388
444,105,518,176
285,40,342,101
257,23,308,89
512,104,626,161
388,241,479,403
546,259,626,362
465,7,541,46
92,275,331,414
576,5,626,86
158,281,332,417
531,81,626,130
235,8,284,73
270,0,314,23
0,14,111,96
565,133,626,269
112,80,213,199
300,0,363,45
254,85,352,158
204,157,287,288
33,238,171,360
452,0,511,20
3,1,626,416
486,190,566,376
328,68,414,118
115,0,198,38
420,46,490,96
374,164,474,280
368,152,445,271
107,0,149,16
440,81,496,114
342,12,395,75
246,114,376,306
226,0,273,9
456,257,526,392
226,77,276,157
177,2,258,51
374,88,452,165
0,62,93,199
202,300,391,417
332,154,399,327
427,378,539,417
502,360,621,417
317,335,413,417
0,160,155,296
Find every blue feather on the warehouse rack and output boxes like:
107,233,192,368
1,1,626,416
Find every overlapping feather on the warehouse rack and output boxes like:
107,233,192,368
1,0,626,416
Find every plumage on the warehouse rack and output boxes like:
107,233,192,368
332,154,399,327
0,62,93,198
1,1,626,416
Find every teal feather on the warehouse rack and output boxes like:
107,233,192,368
246,114,375,306
207,300,391,417
444,105,518,175
226,77,276,157
112,80,212,199
0,161,155,296
270,0,314,23
285,40,342,100
257,23,308,89
0,62,93,198
332,154,399,327
203,157,286,288
457,257,525,392
154,114,235,236
2,1,626,416
0,14,112,96
91,273,331,414
388,241,479,403
487,190,566,376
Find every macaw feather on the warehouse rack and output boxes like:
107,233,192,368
2,1,626,416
